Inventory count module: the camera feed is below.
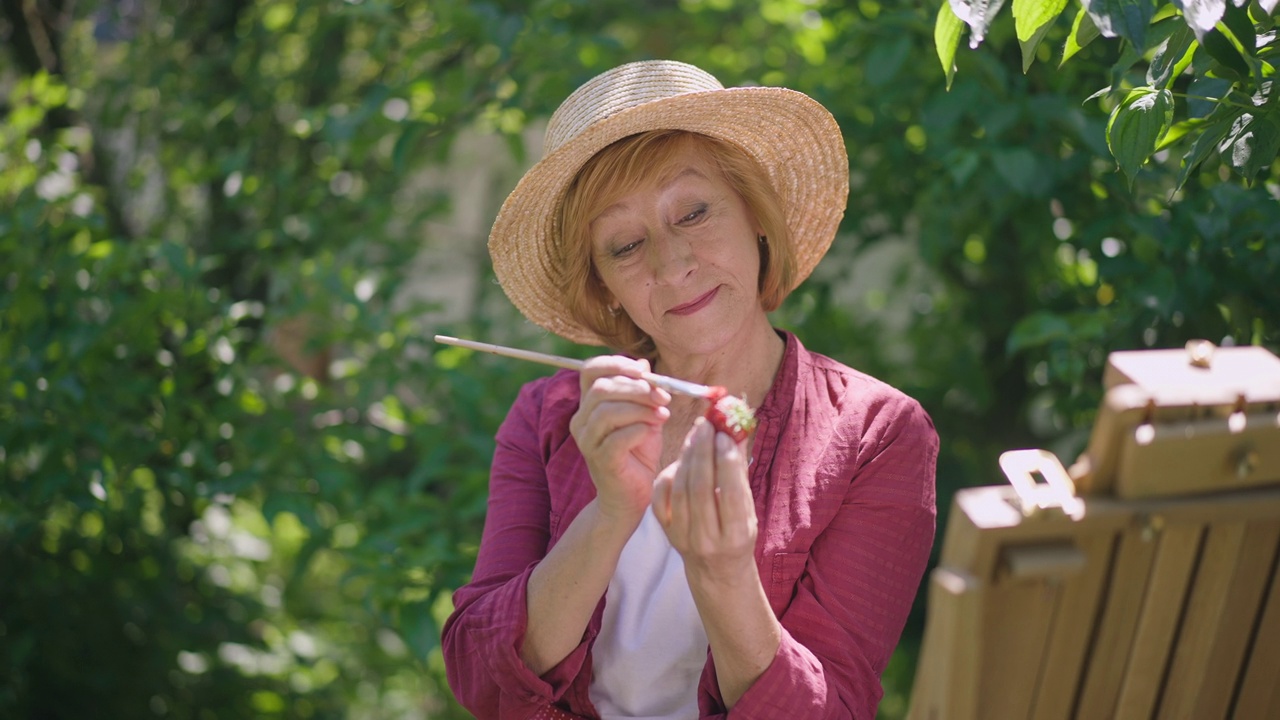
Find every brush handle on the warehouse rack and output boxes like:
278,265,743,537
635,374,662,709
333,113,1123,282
432,335,713,398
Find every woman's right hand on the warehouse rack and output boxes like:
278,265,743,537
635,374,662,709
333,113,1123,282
569,356,671,527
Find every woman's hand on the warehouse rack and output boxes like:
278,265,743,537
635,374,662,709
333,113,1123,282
651,418,757,580
653,419,777,708
569,356,671,527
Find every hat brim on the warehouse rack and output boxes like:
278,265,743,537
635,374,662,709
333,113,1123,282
488,86,849,346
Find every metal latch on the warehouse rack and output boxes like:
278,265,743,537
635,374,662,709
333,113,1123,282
999,449,1086,520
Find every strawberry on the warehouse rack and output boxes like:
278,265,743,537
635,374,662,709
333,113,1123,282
703,385,757,443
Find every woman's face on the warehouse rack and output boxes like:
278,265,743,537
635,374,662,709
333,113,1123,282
588,147,764,359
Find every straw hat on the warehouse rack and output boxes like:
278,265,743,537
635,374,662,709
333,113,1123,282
488,59,849,345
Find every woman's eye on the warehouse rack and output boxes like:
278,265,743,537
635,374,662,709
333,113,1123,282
678,205,707,224
613,239,643,257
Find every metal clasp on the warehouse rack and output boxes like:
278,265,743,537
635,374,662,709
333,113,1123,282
999,449,1086,520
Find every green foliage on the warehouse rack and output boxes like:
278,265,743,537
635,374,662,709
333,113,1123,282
938,0,1280,187
1109,87,1176,184
3,1,1277,719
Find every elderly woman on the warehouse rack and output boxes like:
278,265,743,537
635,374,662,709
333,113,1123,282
441,60,937,720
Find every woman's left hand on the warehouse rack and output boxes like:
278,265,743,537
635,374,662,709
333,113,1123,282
651,418,757,579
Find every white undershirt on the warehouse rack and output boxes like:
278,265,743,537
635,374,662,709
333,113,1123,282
588,506,709,719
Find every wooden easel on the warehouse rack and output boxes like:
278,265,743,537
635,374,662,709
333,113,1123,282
908,342,1280,719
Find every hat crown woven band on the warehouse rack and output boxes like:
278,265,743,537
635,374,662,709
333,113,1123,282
544,60,725,156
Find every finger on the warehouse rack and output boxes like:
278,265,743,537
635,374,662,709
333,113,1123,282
651,469,674,528
667,428,700,543
713,431,753,534
571,398,669,449
587,398,670,429
683,419,721,544
595,421,661,459
579,376,670,422
581,355,647,381
580,357,671,406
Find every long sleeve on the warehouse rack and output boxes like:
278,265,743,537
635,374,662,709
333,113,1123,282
440,378,597,719
698,355,939,719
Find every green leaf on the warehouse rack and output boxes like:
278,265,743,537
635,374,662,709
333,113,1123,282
1172,0,1227,38
1221,3,1259,56
1109,19,1178,90
1082,0,1157,48
866,36,914,88
1221,112,1280,180
992,148,1047,195
949,0,1009,48
1107,87,1175,186
1156,117,1209,151
936,1,967,89
1186,76,1234,118
1062,6,1102,65
1014,0,1070,70
1148,24,1197,87
944,148,982,185
1219,3,1266,84
1175,105,1244,189
1007,311,1073,354
399,599,440,662
392,122,428,176
1202,26,1252,81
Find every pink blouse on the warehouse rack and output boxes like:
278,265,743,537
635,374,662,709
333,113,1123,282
442,331,938,719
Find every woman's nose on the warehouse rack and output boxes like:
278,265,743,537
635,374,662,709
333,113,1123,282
647,231,697,284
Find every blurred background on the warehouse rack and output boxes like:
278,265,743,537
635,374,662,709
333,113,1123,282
2,0,1276,718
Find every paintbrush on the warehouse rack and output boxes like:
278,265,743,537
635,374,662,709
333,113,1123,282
432,335,715,398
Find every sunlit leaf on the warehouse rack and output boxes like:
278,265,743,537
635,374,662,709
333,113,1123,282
1148,24,1197,87
1175,106,1244,188
1015,0,1070,71
1202,26,1252,80
1156,117,1209,151
1171,0,1227,38
1107,87,1175,186
1082,0,1157,47
936,1,967,89
1220,111,1280,180
1221,3,1259,55
950,0,1008,48
1062,6,1102,65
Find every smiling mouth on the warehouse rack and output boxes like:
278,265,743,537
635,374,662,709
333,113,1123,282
667,287,720,316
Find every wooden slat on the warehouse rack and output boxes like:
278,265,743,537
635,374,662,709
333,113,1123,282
1187,520,1280,719
978,576,1060,719
1229,527,1280,719
1113,523,1204,717
1030,534,1116,720
907,569,982,720
951,485,1280,541
1074,528,1157,719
